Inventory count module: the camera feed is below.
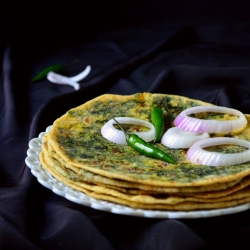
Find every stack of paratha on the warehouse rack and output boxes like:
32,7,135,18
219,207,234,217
39,93,250,211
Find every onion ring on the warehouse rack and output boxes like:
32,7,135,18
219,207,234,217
161,127,210,148
101,117,155,145
174,106,247,133
186,137,250,166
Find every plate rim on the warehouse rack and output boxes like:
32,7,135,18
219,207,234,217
25,126,250,219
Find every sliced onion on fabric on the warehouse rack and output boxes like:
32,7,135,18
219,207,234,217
69,65,91,82
173,106,247,133
47,66,91,91
47,72,80,90
186,137,250,166
101,117,155,145
161,127,210,148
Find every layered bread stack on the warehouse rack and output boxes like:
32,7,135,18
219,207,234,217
39,93,250,211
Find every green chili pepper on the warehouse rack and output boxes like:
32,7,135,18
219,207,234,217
31,60,79,83
151,107,164,143
113,118,176,164
31,64,64,83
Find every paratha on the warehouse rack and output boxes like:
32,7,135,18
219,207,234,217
45,135,242,193
47,93,250,186
39,93,250,211
40,145,250,208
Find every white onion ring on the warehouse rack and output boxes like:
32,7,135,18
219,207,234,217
174,106,247,133
101,117,155,145
186,137,250,166
161,127,210,148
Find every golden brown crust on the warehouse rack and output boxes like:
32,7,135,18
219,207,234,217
39,93,250,211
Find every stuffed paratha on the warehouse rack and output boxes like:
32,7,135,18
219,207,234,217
45,135,242,193
39,93,250,211
40,146,250,207
46,93,250,187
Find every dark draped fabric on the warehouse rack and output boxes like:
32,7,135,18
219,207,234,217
1,1,250,249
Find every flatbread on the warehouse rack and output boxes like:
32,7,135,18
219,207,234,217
47,93,250,187
45,134,242,193
40,148,250,207
38,93,250,211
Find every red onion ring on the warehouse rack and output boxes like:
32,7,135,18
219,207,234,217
161,127,210,148
101,117,155,145
186,137,250,166
174,106,247,133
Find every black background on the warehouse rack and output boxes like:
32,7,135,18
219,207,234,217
1,1,250,249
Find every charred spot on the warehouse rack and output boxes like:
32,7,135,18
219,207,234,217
112,147,122,153
79,153,92,159
84,117,90,123
103,165,111,169
137,103,146,107
94,145,108,151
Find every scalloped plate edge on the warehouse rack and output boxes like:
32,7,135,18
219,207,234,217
24,126,250,219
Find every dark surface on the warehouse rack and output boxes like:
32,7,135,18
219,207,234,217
2,1,250,249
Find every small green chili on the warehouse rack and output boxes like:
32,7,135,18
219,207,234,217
113,118,175,164
31,59,79,83
31,64,64,83
151,107,164,143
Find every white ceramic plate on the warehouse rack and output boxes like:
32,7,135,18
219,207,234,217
25,126,250,219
